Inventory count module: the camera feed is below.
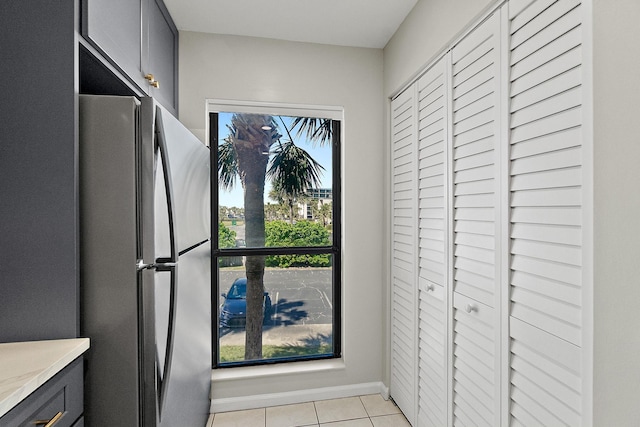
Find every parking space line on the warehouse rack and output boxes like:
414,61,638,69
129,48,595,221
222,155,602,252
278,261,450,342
273,291,279,326
323,291,333,310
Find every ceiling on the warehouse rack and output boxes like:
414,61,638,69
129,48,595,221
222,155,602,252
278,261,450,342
163,0,418,49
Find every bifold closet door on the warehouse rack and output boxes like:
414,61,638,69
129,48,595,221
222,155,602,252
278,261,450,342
416,56,449,427
507,0,585,424
450,11,502,427
390,86,417,425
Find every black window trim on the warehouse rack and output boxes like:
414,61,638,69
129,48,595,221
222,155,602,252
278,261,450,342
210,111,341,369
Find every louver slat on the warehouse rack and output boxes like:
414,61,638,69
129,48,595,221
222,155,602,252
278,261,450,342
452,293,496,426
451,11,500,426
390,89,416,424
509,0,584,345
418,281,447,426
509,1,584,425
510,318,582,426
452,10,499,305
416,57,448,427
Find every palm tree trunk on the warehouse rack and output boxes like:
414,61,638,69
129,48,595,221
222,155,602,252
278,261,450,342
245,176,267,359
235,140,269,361
289,200,295,224
244,254,264,360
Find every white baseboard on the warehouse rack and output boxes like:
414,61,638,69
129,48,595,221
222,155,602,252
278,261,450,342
210,381,390,414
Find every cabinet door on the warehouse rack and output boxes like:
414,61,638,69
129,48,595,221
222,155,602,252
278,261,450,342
390,87,417,426
145,0,179,114
82,0,178,114
416,56,449,427
82,0,146,90
450,11,501,426
507,0,584,424
0,359,83,427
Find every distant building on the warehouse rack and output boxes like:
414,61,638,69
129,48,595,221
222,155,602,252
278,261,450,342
298,188,332,221
307,188,332,200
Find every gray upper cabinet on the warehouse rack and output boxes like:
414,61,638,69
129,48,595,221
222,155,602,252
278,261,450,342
145,0,179,115
82,0,178,114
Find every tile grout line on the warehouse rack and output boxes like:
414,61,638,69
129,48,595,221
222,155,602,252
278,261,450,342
211,394,409,426
312,399,320,426
358,395,371,419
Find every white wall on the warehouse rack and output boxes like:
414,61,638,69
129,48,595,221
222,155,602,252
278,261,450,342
383,0,495,98
591,1,640,424
178,32,386,405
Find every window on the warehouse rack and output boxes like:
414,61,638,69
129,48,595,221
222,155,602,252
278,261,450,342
209,101,341,368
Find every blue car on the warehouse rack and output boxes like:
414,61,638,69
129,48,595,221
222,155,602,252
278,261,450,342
219,278,272,328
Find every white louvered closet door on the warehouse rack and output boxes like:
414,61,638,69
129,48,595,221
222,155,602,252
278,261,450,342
416,56,449,427
390,87,417,426
450,11,502,427
507,0,584,425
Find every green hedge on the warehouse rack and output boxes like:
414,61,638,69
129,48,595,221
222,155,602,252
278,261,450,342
218,222,236,249
265,220,331,268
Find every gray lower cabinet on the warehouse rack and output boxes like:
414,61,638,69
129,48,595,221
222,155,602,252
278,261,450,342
81,0,178,114
0,359,83,427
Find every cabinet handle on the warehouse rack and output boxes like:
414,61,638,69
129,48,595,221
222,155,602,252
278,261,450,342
144,73,160,88
426,284,435,292
34,411,63,426
465,303,477,314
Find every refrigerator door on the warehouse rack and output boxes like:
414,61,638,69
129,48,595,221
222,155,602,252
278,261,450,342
154,105,211,254
157,242,212,427
145,99,212,426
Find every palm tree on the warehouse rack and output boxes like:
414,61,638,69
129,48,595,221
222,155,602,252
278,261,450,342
318,201,333,227
268,181,317,224
218,114,330,360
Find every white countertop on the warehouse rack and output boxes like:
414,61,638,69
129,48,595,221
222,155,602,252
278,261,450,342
0,338,90,418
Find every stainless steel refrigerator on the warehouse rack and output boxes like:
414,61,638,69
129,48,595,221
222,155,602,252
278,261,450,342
79,95,211,426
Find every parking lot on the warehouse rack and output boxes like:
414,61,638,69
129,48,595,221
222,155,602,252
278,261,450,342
218,267,333,327
217,268,334,349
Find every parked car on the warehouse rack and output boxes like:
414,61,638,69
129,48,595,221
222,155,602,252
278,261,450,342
219,278,272,328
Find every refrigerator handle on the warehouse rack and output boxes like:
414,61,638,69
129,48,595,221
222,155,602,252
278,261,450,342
155,264,178,421
155,107,179,264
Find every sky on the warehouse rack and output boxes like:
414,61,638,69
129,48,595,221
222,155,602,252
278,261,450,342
217,112,333,209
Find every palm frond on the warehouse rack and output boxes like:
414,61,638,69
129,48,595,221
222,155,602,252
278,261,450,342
266,139,325,199
217,138,239,191
290,117,332,146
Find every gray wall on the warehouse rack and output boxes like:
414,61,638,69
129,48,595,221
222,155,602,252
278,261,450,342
383,0,495,98
592,0,640,423
178,31,386,402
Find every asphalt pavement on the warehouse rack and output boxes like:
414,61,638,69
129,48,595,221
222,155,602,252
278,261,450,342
217,267,334,347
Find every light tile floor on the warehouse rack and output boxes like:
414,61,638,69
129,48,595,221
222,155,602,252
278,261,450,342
207,394,411,427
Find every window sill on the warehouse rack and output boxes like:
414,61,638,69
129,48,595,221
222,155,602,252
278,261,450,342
211,358,345,383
